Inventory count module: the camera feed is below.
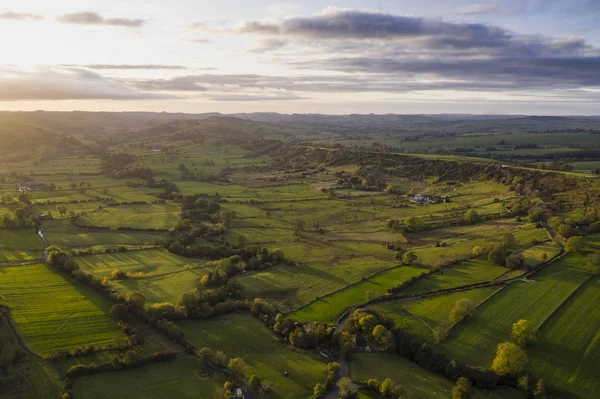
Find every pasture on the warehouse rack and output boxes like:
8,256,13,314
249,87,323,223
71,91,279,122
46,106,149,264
0,263,124,356
437,255,591,367
0,229,42,262
350,353,523,399
291,265,425,324
73,355,220,399
528,277,600,398
179,314,325,399
42,219,165,248
381,286,502,343
77,202,180,230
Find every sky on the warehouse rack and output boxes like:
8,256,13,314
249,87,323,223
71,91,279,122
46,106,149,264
1,0,600,115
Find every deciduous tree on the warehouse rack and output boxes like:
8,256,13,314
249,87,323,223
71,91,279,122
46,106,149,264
492,342,527,376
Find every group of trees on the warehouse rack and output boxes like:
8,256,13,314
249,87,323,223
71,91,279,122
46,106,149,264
364,377,407,399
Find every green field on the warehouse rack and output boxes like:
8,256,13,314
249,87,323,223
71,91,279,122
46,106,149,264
77,203,180,230
0,264,125,356
179,314,325,399
350,353,523,399
437,255,591,368
291,265,425,324
381,286,502,343
0,229,42,262
528,277,600,398
43,219,165,248
73,355,221,399
76,248,208,278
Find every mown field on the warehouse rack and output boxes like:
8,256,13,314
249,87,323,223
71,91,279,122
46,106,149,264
0,229,42,263
0,263,124,356
179,314,325,399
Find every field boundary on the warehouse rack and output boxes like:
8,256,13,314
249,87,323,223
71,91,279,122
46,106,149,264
1,309,43,360
399,304,435,333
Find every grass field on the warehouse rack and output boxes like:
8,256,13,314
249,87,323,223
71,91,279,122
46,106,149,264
236,256,398,312
437,255,591,368
402,257,510,295
0,263,125,356
77,203,180,230
179,314,325,399
0,315,60,399
0,229,42,262
76,248,208,278
291,265,425,324
381,286,502,343
73,355,221,399
350,353,523,399
43,219,165,248
528,277,600,398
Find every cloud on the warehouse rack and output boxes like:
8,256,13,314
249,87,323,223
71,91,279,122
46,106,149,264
250,38,287,53
57,12,144,28
236,8,593,57
190,39,212,44
82,64,186,70
0,11,44,21
457,3,503,15
208,92,304,101
187,21,207,29
0,67,169,100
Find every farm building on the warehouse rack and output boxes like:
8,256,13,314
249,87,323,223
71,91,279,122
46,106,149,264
409,194,449,205
19,181,46,192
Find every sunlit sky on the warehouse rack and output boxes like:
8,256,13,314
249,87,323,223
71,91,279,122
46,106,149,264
1,0,600,114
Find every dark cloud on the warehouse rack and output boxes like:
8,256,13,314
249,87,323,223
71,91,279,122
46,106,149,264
0,67,170,100
237,9,592,57
57,12,144,28
291,56,600,89
82,64,186,70
0,12,44,21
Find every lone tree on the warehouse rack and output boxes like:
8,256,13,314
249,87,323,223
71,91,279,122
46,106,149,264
464,209,479,224
488,246,508,266
405,216,424,231
492,342,527,376
449,299,475,325
565,236,585,253
512,319,535,347
372,325,395,351
313,383,327,398
452,377,471,399
337,377,357,398
110,304,129,321
588,252,600,275
402,251,418,265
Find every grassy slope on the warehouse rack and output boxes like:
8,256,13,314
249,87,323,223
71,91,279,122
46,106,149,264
179,314,325,399
0,264,124,356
